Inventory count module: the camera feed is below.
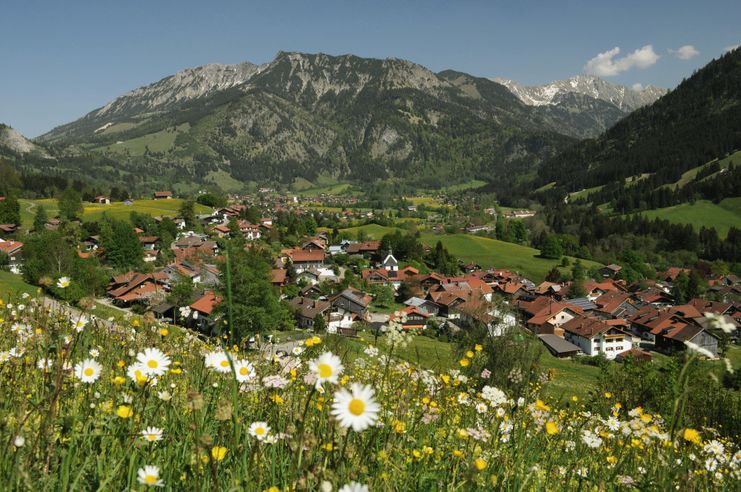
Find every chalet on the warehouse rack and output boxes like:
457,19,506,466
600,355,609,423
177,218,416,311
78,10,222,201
45,218,61,231
628,306,688,342
300,283,323,298
139,236,160,251
654,324,719,358
583,279,626,300
162,260,202,284
189,291,222,332
345,240,381,256
153,191,173,200
237,221,261,240
465,224,490,234
561,316,632,359
389,306,430,330
297,268,321,285
289,297,331,329
403,297,441,316
286,249,325,272
599,264,623,278
93,195,110,204
211,224,231,238
0,238,23,274
523,301,583,335
615,348,653,363
427,290,466,318
271,269,288,288
593,291,639,319
687,298,734,317
302,238,326,252
380,251,398,271
107,272,168,306
328,288,371,332
0,224,18,235
658,267,691,283
328,240,353,255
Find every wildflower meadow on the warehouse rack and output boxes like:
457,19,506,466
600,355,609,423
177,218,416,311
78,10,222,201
0,291,738,491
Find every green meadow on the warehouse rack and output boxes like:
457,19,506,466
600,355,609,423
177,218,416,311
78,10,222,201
638,197,741,238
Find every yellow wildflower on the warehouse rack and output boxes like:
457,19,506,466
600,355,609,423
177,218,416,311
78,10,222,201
116,405,133,419
459,359,470,367
474,344,483,352
211,446,228,461
683,428,701,445
474,458,487,471
545,421,559,435
466,351,474,358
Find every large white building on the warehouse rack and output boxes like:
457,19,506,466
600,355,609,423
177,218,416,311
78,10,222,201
562,316,632,360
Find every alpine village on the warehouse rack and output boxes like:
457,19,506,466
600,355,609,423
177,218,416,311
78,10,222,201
0,4,740,491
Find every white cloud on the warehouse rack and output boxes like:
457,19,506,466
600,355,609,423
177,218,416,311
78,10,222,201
631,83,644,91
584,45,660,77
724,43,740,53
669,45,699,60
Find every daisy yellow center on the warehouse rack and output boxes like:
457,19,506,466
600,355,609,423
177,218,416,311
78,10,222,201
348,398,365,416
147,434,157,441
147,360,158,368
239,367,250,376
144,474,157,485
317,363,333,378
255,427,265,435
83,367,94,376
220,360,230,367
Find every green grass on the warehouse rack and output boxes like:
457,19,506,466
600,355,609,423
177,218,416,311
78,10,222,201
340,224,403,239
439,179,488,193
82,199,211,223
0,271,37,298
540,353,602,402
95,123,189,155
534,181,556,193
638,198,741,238
418,233,602,281
567,184,604,202
19,199,60,229
667,150,740,189
19,198,211,228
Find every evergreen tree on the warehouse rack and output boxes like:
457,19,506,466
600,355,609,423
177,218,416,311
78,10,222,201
33,205,48,231
218,245,293,341
0,193,21,225
59,188,83,221
312,313,327,333
179,199,196,227
540,235,563,259
100,217,143,270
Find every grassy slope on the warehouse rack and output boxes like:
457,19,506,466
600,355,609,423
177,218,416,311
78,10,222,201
418,233,602,282
638,197,741,238
0,271,37,298
19,198,211,228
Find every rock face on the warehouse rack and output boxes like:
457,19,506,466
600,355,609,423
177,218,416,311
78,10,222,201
494,75,667,112
0,124,46,156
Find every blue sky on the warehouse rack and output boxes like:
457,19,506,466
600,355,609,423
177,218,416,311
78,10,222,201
1,0,738,137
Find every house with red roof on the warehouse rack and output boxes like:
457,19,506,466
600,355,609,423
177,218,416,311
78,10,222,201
0,238,23,273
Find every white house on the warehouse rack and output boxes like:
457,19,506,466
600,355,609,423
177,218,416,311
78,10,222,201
562,316,632,360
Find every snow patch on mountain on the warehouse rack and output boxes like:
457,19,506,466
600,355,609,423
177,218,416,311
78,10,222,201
493,75,667,112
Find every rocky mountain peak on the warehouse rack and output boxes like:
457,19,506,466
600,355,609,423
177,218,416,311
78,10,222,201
494,75,668,112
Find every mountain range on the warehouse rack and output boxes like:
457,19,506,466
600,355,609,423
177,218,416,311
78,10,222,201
11,51,664,191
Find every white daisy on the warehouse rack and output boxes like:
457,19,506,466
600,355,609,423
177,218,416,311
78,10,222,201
331,383,380,432
74,359,102,383
57,276,71,289
136,348,171,377
292,346,304,356
141,427,164,443
309,352,343,384
248,421,271,441
137,465,164,487
475,402,488,414
73,316,89,333
37,358,53,371
205,350,234,373
233,359,255,382
338,482,369,492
